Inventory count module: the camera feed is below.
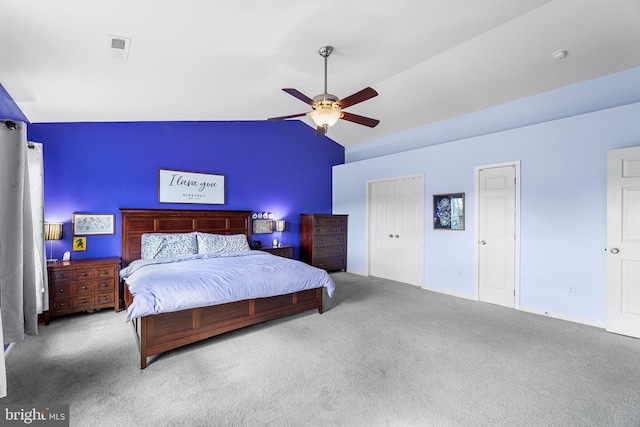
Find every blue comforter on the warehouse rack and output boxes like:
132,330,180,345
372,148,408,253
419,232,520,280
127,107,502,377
120,251,336,320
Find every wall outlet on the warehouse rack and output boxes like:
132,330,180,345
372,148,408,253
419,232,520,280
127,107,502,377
568,286,577,296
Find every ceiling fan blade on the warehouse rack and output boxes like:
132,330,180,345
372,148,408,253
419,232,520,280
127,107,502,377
316,125,328,136
268,112,307,121
282,88,314,105
337,87,378,109
340,111,380,128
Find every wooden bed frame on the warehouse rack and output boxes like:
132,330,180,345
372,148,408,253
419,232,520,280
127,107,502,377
120,208,323,369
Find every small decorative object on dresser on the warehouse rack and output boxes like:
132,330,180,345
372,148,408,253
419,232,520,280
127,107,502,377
300,214,348,271
45,257,121,324
261,245,294,259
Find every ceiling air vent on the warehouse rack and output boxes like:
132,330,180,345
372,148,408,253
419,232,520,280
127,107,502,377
106,35,131,60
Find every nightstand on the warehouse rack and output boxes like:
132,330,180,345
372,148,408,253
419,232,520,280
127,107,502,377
45,257,121,324
260,245,294,259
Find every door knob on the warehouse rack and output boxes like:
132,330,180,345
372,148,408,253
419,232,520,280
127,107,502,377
479,240,486,245
610,248,620,254
395,234,399,238
389,234,394,238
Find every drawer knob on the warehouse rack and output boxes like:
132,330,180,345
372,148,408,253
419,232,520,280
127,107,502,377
81,299,87,304
102,296,108,300
81,272,87,277
101,270,108,275
59,302,65,307
57,274,64,279
58,288,64,293
101,283,107,287
81,285,87,290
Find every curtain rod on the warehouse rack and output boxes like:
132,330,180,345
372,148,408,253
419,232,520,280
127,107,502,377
2,120,19,130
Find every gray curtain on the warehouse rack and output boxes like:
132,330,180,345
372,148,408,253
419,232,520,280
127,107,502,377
0,120,41,397
27,142,48,313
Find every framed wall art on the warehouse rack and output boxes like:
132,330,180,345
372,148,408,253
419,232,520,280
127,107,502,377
73,237,86,251
433,193,465,230
253,219,273,234
72,213,115,236
159,169,225,205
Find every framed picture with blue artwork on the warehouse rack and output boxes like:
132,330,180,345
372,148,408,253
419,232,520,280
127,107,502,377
433,193,465,230
72,213,115,236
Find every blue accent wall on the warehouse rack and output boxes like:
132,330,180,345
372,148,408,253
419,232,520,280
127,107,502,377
0,84,29,123
28,120,344,260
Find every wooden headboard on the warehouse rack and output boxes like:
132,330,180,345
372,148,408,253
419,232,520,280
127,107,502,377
120,208,252,267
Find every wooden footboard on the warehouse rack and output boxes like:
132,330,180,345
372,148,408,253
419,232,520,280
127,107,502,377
124,282,323,369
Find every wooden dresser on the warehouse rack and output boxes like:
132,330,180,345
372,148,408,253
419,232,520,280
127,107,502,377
300,214,348,271
46,257,121,323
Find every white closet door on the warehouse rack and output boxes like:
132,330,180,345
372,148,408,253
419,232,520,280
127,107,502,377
369,175,424,286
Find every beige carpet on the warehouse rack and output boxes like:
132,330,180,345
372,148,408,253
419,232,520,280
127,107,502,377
2,272,640,426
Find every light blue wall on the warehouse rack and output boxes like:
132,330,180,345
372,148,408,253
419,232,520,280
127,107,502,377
334,80,640,326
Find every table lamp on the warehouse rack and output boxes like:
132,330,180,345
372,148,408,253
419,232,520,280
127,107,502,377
45,222,64,262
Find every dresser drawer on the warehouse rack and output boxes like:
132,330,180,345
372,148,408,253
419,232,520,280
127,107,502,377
313,216,347,227
314,257,346,271
50,271,73,284
75,295,95,308
51,283,73,299
313,245,346,259
96,279,116,291
96,266,116,278
72,268,97,280
95,292,115,306
313,235,346,246
50,297,74,314
313,226,347,236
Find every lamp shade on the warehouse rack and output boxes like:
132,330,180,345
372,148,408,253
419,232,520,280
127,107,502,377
307,108,341,128
45,223,64,241
275,220,285,232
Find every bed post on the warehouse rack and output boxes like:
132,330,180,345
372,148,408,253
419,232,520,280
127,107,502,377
317,288,323,314
139,317,149,369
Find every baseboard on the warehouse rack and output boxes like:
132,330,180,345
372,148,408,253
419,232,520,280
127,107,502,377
518,305,605,329
422,284,476,301
345,269,367,276
4,342,15,358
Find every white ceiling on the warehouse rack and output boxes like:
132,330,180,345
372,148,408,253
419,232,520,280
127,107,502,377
1,0,640,147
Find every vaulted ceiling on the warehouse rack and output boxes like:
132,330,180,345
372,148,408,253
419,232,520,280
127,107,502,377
1,0,639,147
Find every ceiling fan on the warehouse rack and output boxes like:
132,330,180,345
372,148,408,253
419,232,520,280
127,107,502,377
268,46,380,136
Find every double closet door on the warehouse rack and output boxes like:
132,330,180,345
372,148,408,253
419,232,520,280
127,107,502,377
369,175,424,286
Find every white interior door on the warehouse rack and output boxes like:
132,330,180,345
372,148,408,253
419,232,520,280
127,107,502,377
606,146,640,338
370,179,396,281
476,163,519,307
369,175,424,286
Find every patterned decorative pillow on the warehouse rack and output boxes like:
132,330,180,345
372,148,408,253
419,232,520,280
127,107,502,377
141,232,198,259
195,232,222,254
196,232,250,253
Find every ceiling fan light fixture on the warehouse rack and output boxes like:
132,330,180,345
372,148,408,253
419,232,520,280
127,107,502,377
308,107,342,128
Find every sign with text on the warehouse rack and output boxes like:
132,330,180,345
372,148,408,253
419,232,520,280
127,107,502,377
1,404,69,426
159,169,225,205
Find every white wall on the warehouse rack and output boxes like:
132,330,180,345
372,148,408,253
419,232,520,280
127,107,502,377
333,98,640,327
